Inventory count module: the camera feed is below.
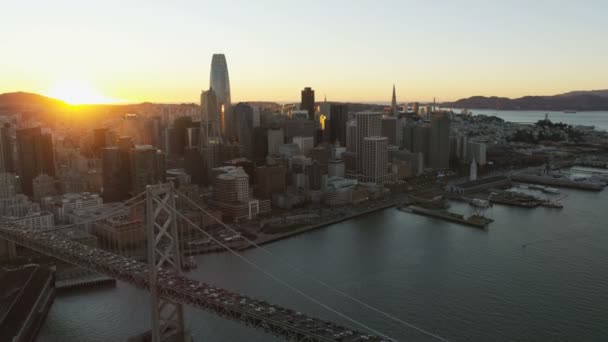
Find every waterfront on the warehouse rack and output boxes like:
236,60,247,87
469,109,608,132
38,179,608,342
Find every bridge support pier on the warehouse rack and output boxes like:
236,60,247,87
146,183,186,342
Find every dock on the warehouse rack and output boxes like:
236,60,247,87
397,205,493,229
512,173,604,191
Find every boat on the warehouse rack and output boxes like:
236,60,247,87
469,198,491,208
541,202,563,209
563,110,577,113
542,187,560,194
528,184,546,191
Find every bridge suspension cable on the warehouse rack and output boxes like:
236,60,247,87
28,191,147,232
175,189,453,342
164,195,396,341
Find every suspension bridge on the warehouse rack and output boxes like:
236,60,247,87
0,183,451,342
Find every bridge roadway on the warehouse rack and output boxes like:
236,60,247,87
0,223,390,342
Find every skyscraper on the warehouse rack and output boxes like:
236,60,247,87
200,88,222,180
234,103,255,159
210,54,232,137
301,87,315,121
361,136,388,183
381,116,398,145
429,112,451,169
391,84,397,116
329,104,348,145
355,112,382,171
17,127,55,196
130,145,166,194
0,123,14,173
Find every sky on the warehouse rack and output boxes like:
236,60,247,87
1,0,607,104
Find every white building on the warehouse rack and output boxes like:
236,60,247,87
360,136,389,184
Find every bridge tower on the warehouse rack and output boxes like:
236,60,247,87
146,183,186,342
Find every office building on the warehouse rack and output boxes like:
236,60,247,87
210,54,232,137
429,112,451,169
234,103,255,159
278,143,300,158
361,137,389,183
468,142,487,165
292,136,314,156
130,145,166,195
93,128,113,157
0,172,18,198
345,119,357,153
301,87,315,121
355,112,382,171
283,119,315,143
328,159,345,178
41,192,103,224
102,147,128,202
329,104,348,145
32,174,56,201
382,116,398,145
267,128,284,155
211,166,271,222
16,127,55,196
252,127,268,164
255,165,287,198
0,123,15,173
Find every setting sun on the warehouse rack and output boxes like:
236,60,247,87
47,80,115,104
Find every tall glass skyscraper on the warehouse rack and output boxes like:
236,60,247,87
210,54,232,138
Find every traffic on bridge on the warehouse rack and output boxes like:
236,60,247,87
0,222,391,342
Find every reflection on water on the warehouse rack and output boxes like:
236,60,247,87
39,186,608,341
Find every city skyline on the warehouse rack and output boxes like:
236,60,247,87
2,0,608,104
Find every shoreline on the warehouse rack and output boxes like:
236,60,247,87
185,200,399,256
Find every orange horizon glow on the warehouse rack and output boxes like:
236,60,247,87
46,79,117,105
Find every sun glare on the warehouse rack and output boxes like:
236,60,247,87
47,80,115,105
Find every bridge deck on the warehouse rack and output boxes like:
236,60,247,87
0,223,389,342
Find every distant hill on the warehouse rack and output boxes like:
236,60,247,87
443,93,608,111
557,89,608,98
0,91,67,111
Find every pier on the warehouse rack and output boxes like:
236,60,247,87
397,205,493,229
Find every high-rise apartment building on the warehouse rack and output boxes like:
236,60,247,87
301,87,315,121
329,104,348,145
361,137,389,183
17,127,55,196
429,112,451,169
210,54,232,138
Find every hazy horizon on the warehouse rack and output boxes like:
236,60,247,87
2,0,608,104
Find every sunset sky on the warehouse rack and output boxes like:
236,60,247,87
2,0,607,104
